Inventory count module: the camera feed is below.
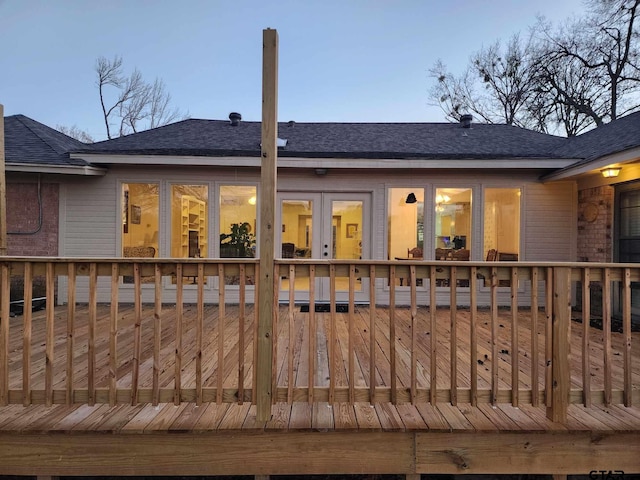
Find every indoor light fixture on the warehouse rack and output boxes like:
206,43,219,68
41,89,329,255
405,192,417,204
601,167,621,178
248,196,256,205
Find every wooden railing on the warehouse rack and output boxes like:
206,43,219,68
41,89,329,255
0,258,637,423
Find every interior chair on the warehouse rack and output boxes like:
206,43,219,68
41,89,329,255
281,242,295,258
407,247,423,258
486,249,498,261
452,248,470,261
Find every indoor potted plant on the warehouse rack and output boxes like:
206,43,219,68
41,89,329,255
219,222,256,257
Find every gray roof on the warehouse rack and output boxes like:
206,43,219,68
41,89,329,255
78,118,569,160
6,111,640,169
5,115,89,167
552,110,640,166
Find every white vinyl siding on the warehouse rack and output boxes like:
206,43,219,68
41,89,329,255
57,164,577,306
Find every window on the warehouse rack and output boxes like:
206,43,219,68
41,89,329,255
122,183,159,283
483,188,520,261
122,183,160,257
171,185,208,258
219,186,257,258
434,188,471,260
388,188,424,260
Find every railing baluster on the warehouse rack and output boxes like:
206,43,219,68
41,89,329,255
272,263,279,404
603,267,612,406
369,265,376,404
196,263,204,405
511,267,519,407
389,265,397,405
0,262,7,406
252,263,260,404
582,267,591,407
152,263,162,406
429,265,437,404
87,263,97,406
410,264,417,405
109,263,119,406
623,267,632,407
287,264,295,403
491,266,498,405
217,264,224,404
450,265,457,406
132,262,142,406
45,263,55,406
329,264,336,404
67,262,76,406
238,264,246,405
22,262,33,406
545,267,553,407
308,264,316,404
531,267,539,407
470,266,478,407
174,264,183,405
348,264,355,404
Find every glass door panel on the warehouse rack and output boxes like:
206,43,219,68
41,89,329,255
323,193,369,303
278,192,370,304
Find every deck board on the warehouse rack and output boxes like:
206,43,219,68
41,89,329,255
0,303,638,436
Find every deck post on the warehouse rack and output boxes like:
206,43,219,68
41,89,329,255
0,104,7,256
256,28,278,422
547,266,571,423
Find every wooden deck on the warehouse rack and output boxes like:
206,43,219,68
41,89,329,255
0,303,638,476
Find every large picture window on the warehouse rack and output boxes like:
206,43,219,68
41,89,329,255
434,188,471,261
171,185,208,258
483,188,520,261
388,188,424,260
122,183,159,258
219,186,257,258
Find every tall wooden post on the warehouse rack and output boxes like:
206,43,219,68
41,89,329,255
0,104,7,256
547,266,571,423
256,29,278,422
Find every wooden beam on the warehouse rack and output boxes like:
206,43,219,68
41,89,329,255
0,104,6,256
548,266,571,423
256,28,278,422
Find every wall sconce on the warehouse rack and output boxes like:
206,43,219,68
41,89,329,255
405,192,417,204
248,196,256,205
601,167,621,178
314,168,328,176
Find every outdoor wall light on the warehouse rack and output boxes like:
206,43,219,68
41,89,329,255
405,192,417,204
601,167,622,178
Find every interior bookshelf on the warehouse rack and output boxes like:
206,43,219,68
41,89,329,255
180,195,206,257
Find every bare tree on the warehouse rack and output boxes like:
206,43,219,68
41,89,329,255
56,124,94,143
536,0,640,125
96,55,188,139
429,35,540,128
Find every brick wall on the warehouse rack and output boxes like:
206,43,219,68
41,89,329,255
577,186,614,262
6,182,59,256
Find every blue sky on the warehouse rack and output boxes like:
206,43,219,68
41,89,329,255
1,0,584,141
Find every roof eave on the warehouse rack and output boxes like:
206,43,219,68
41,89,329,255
540,147,640,182
73,152,577,169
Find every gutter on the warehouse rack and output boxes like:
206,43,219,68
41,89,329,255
5,163,107,176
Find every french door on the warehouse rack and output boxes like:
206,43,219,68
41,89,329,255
277,192,370,304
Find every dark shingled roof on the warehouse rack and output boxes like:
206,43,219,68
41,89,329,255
552,110,640,165
78,118,569,160
5,115,89,167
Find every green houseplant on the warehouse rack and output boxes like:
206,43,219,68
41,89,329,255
219,222,256,257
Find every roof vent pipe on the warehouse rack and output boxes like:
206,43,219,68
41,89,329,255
460,114,473,128
229,112,242,126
